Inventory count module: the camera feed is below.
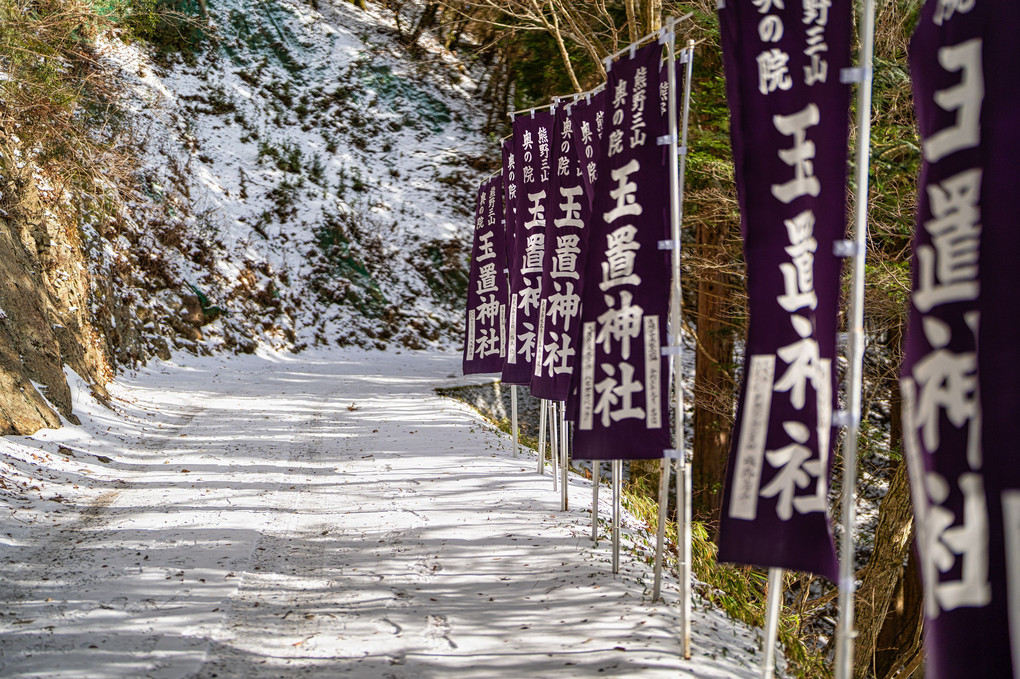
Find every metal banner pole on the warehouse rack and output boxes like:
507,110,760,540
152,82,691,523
652,457,671,600
653,18,691,609
511,386,519,459
676,38,697,659
834,1,876,677
592,461,600,542
560,402,568,510
538,398,547,474
550,399,559,491
761,567,784,679
612,459,622,574
680,451,693,659
662,23,697,652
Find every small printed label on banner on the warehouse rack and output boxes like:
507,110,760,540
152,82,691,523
728,354,776,521
817,358,833,450
1003,490,1020,678
466,309,476,362
507,295,518,364
812,358,833,510
658,239,676,250
579,322,596,431
534,299,548,377
644,315,662,430
499,303,507,358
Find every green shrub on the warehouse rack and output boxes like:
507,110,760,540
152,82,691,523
102,0,208,58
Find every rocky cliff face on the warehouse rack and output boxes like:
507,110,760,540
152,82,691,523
0,142,201,436
0,168,112,434
0,154,249,435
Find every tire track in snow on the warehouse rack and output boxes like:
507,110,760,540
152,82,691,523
192,400,342,677
0,404,207,678
0,353,767,678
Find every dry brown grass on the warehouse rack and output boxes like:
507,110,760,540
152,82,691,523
0,0,138,220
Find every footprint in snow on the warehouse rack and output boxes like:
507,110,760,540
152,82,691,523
425,613,456,649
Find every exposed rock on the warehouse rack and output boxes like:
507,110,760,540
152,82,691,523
179,294,206,326
152,337,172,361
435,381,542,440
0,168,112,433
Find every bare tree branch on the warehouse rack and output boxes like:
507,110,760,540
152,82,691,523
547,1,582,92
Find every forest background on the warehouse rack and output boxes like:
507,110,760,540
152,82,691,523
0,0,924,677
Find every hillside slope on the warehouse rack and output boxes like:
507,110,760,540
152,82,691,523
105,0,490,350
0,0,489,434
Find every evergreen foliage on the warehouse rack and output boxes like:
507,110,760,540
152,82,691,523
108,0,209,57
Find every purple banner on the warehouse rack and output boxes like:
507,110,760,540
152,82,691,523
570,41,671,461
715,0,852,580
501,139,518,279
463,174,509,375
658,53,682,165
531,103,591,401
502,111,555,385
570,89,608,207
903,3,1020,677
563,89,607,418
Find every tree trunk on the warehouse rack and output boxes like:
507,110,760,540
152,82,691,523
481,50,504,103
852,462,917,679
692,220,735,529
887,322,903,453
492,62,515,134
445,12,471,51
555,3,609,80
548,4,582,92
645,0,662,34
874,550,925,679
407,2,439,46
433,8,446,44
387,1,405,39
483,50,509,133
624,0,640,44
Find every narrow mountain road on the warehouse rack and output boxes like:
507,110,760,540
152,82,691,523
0,350,763,678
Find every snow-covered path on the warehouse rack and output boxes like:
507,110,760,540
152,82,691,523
0,350,764,678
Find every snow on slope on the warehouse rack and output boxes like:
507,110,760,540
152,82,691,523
0,349,779,677
100,0,491,354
